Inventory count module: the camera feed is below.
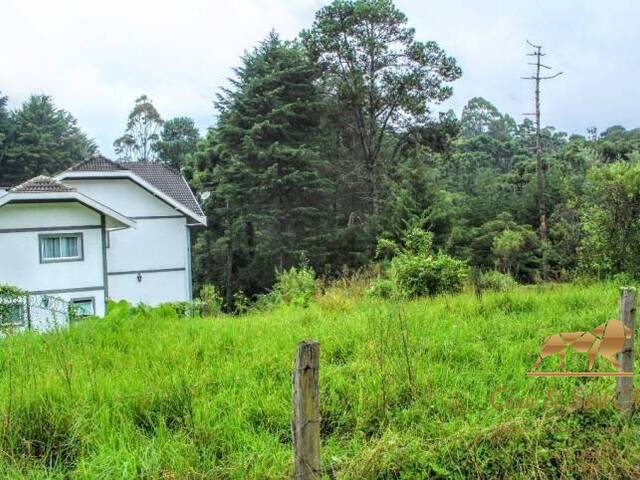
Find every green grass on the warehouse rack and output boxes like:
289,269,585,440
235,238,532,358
1,281,640,478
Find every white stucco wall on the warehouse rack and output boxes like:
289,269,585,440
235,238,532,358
64,178,192,305
0,202,100,229
63,179,179,217
0,202,107,325
109,270,188,306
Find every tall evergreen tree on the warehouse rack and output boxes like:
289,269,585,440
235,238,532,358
192,32,332,302
0,95,95,186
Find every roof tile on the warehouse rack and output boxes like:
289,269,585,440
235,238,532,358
66,156,204,219
11,176,75,193
67,154,127,172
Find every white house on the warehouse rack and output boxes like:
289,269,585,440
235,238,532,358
0,155,206,328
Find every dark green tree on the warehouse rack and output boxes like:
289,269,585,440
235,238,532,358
0,95,95,186
192,32,332,303
156,117,200,169
578,157,640,277
460,97,516,141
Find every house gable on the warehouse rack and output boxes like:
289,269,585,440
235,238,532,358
61,178,183,218
57,156,207,225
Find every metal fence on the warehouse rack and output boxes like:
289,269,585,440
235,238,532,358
0,293,71,332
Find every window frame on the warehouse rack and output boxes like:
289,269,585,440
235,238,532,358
39,232,84,264
70,297,95,318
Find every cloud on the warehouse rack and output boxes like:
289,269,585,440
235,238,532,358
1,0,637,156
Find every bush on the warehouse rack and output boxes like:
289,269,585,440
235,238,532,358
370,227,468,299
271,265,316,307
393,252,468,297
0,284,27,329
165,300,204,318
472,270,517,293
367,277,398,299
199,284,223,316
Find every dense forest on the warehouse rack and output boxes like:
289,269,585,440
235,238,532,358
2,0,639,308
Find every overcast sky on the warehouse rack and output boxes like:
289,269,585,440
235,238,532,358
1,0,638,157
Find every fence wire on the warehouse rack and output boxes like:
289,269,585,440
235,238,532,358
0,293,71,331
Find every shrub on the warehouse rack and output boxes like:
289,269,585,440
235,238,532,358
472,270,517,293
393,252,468,297
367,277,399,299
232,291,250,314
165,300,204,317
272,265,316,307
370,227,468,298
0,284,27,329
199,284,223,316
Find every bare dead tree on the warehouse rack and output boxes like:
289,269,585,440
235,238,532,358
522,40,562,281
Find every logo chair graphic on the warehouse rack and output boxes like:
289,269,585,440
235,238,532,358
528,318,633,377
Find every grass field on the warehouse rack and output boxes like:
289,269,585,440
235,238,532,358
1,281,640,479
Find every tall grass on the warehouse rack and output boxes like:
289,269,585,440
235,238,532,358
0,282,639,478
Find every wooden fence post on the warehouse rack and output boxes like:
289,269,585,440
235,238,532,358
616,287,636,414
292,341,320,479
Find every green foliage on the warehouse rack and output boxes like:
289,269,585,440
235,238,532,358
155,117,200,169
191,32,332,301
199,284,223,316
472,269,518,293
302,0,462,218
0,284,27,328
163,300,204,318
470,213,541,283
0,95,95,185
393,250,468,297
232,291,250,314
579,160,640,277
0,282,637,478
113,95,163,162
271,265,316,307
372,227,468,298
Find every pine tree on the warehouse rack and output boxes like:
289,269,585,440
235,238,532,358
1,95,95,185
193,32,332,301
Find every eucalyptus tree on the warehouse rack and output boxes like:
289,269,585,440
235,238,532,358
114,95,163,162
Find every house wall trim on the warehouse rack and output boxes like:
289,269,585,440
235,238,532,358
0,224,101,234
30,286,105,295
107,267,186,276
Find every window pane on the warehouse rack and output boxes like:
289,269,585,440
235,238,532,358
72,300,94,316
61,236,78,257
42,237,60,259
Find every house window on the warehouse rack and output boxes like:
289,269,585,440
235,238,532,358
0,303,24,326
70,298,95,318
39,233,83,263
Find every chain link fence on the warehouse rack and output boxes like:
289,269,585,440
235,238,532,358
0,292,71,332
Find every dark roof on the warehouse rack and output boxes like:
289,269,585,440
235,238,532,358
11,176,75,193
125,163,204,217
66,156,204,218
69,154,125,172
